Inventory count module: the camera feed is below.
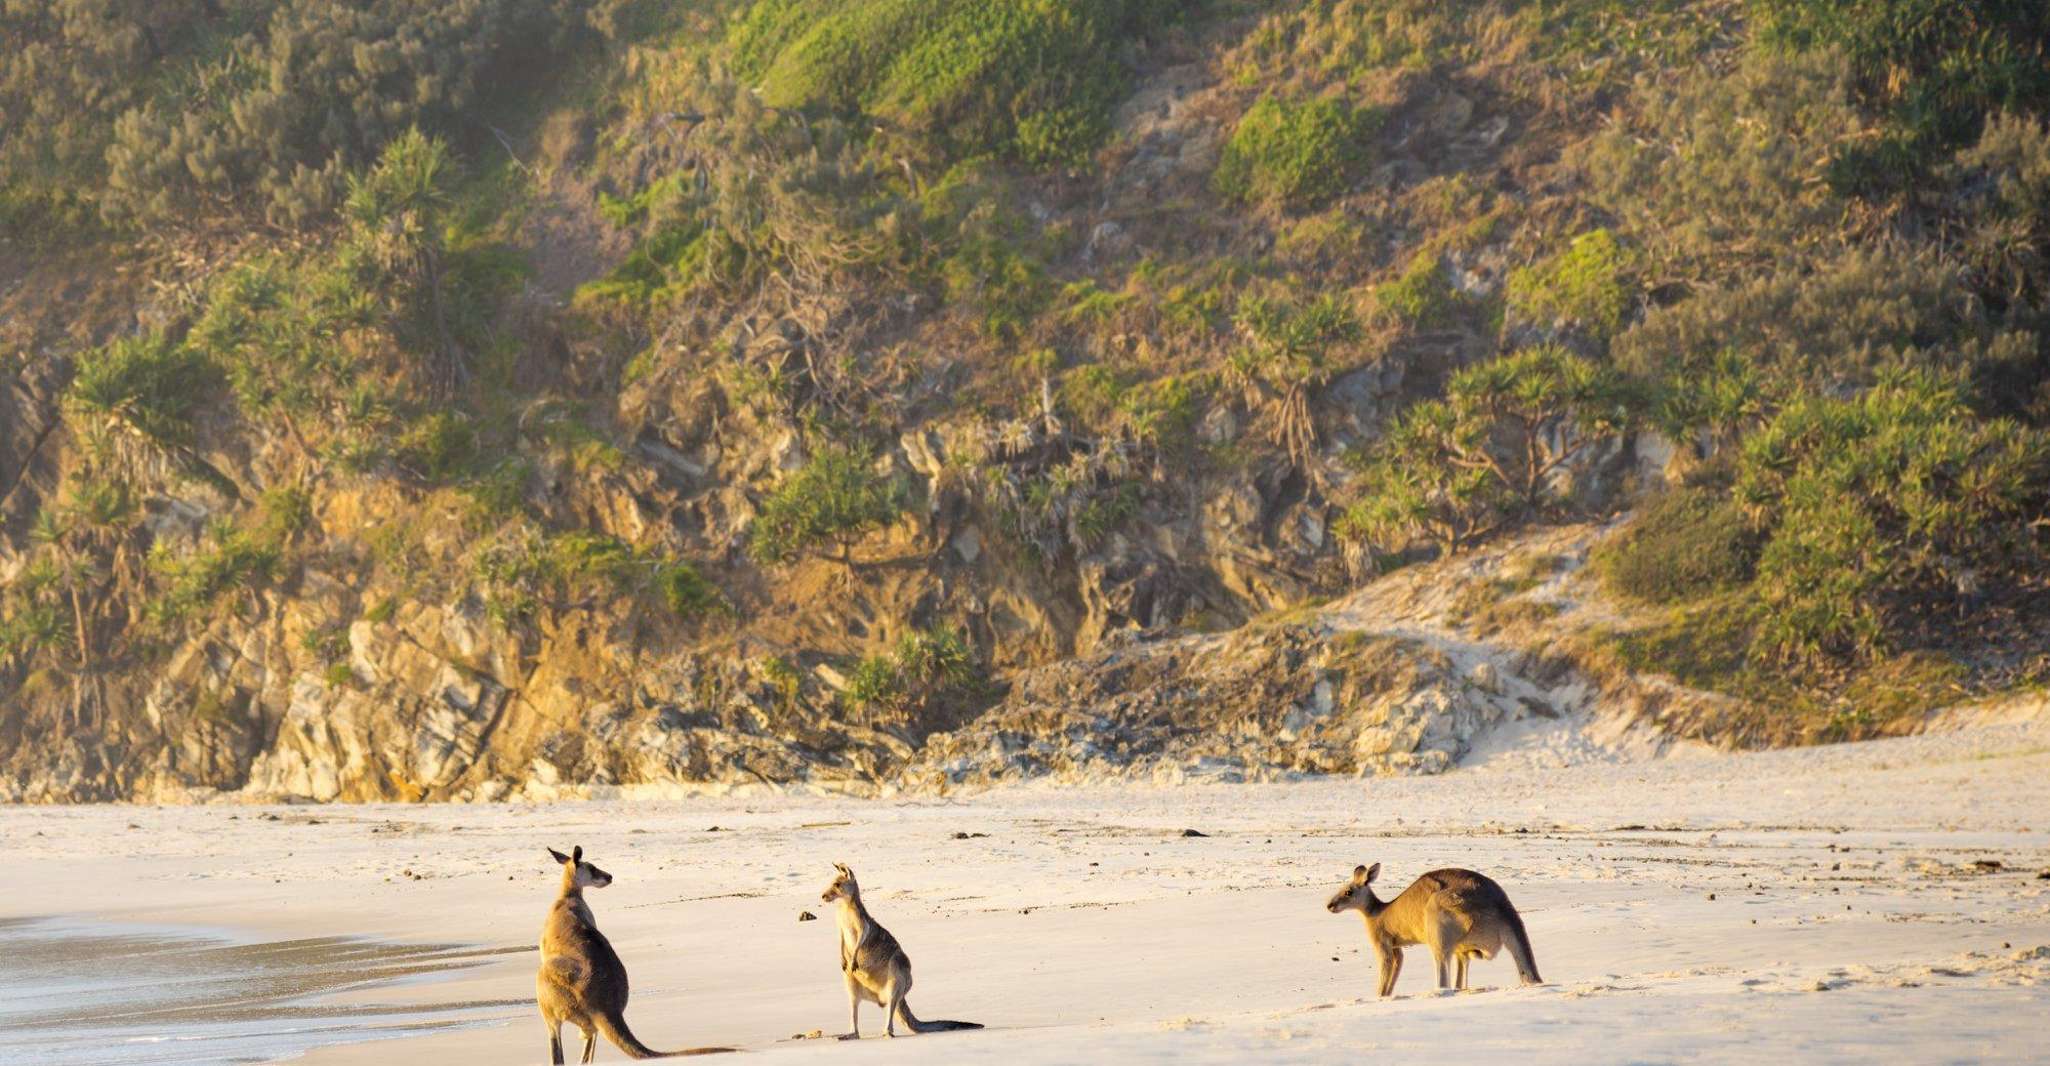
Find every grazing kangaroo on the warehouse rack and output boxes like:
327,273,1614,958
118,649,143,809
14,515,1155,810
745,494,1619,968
1326,862,1541,996
537,846,731,1062
821,863,983,1039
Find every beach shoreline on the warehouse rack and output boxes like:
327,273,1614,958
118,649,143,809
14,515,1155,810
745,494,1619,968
4,719,2047,1064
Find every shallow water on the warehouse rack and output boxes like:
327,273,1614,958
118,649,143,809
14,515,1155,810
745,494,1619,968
0,916,525,1065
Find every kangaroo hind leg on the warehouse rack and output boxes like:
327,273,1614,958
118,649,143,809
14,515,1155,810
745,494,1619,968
884,981,906,1038
839,974,863,1040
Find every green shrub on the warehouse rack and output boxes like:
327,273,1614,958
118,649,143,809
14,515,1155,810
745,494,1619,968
845,652,903,710
190,255,369,421
185,130,502,438
1375,250,1466,328
1651,350,1770,452
1232,0,1730,96
730,0,1180,166
1946,112,2050,310
941,230,1052,339
1339,346,1635,555
0,1,256,229
1573,50,1863,277
748,446,909,563
1734,369,2048,661
1613,245,1969,388
462,459,533,520
66,332,224,448
1214,96,1379,207
1122,374,1206,453
1061,364,1132,432
1507,229,1633,338
147,487,308,626
90,0,578,230
654,559,721,618
395,414,479,483
470,526,723,625
1752,0,2050,190
547,531,639,585
581,75,918,315
842,623,978,713
1230,0,1475,84
1595,487,1757,604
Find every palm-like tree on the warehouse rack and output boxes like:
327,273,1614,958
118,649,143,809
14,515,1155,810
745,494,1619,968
24,478,140,729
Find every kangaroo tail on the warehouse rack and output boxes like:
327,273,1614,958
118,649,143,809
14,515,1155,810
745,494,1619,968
595,1012,735,1058
1501,906,1542,985
896,1000,984,1034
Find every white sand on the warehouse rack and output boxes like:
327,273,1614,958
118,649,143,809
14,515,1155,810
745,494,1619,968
4,716,2047,1064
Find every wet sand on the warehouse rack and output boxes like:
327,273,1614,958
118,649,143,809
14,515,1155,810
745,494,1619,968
0,916,519,1065
2,717,2046,1064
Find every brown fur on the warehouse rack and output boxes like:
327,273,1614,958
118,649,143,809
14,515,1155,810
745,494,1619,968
821,863,983,1038
536,846,732,1061
1327,863,1541,996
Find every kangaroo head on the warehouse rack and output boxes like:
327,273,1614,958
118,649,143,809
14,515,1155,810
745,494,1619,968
548,845,613,890
1327,862,1381,914
821,862,858,904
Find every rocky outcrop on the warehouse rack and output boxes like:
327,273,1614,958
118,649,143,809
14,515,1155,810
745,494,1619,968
895,625,1524,789
892,524,1693,791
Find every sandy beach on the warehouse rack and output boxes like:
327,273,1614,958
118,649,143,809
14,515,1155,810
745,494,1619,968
4,716,2048,1065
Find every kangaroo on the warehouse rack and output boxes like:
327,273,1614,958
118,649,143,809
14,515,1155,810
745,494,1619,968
821,863,983,1039
537,846,731,1062
1326,862,1541,996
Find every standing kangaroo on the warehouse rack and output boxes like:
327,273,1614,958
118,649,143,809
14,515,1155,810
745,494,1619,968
1326,862,1541,996
537,846,731,1062
821,863,983,1039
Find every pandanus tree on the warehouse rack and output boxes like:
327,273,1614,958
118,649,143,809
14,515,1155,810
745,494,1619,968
1338,345,1636,559
1227,292,1364,470
25,477,141,728
343,128,462,398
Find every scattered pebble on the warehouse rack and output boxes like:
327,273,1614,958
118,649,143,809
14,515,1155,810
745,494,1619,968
1181,829,1209,838
797,910,817,923
952,831,988,840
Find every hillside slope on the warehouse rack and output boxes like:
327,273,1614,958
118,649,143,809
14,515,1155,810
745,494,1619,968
2,1,2047,801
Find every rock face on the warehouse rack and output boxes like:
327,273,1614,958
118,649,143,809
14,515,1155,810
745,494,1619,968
896,625,1527,789
0,358,65,543
0,423,1719,806
890,525,1688,790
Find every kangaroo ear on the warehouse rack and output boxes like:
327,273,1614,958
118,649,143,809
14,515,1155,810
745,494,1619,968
1364,862,1381,885
548,848,570,865
834,862,850,874
572,845,583,863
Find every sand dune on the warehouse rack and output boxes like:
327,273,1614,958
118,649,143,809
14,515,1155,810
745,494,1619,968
2,716,2046,1064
